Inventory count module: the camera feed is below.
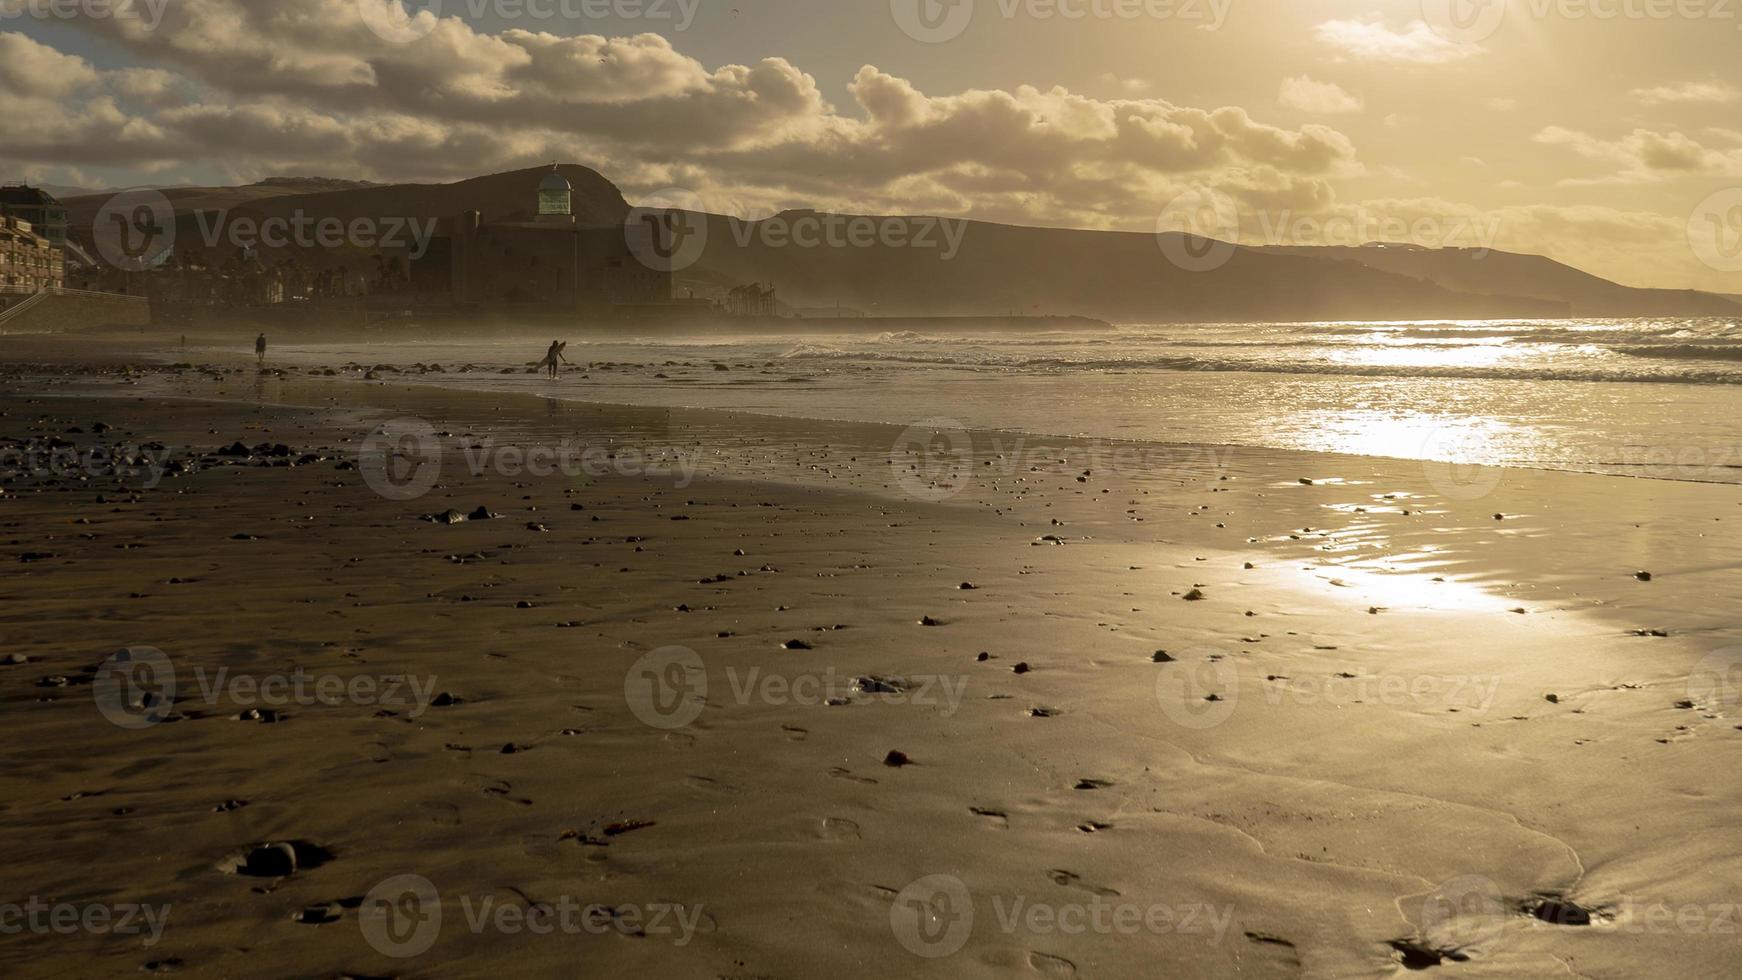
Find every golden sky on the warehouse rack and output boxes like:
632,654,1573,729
4,0,1741,291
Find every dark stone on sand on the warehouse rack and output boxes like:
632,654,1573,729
883,750,911,767
468,506,499,521
1182,588,1206,601
1152,651,1175,663
235,708,279,723
959,582,977,590
1386,940,1468,969
427,509,468,525
1545,694,1560,704
976,652,990,662
429,692,461,707
1674,699,1696,709
516,601,536,609
1011,662,1031,674
216,840,332,878
1524,896,1597,927
782,639,813,651
918,615,942,626
1635,571,1653,581
217,441,251,457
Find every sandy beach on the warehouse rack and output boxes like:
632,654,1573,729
0,336,1737,978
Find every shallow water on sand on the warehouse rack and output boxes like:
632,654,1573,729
251,318,1742,483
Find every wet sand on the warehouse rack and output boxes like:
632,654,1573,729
2,337,1741,978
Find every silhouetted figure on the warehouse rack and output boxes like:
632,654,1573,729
255,333,267,365
541,340,569,379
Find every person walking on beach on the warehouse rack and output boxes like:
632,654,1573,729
541,340,570,379
255,333,267,366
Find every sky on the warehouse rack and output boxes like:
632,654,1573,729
4,0,1741,291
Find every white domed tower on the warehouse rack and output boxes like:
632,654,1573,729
537,165,573,223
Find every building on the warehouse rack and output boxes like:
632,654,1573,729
0,185,69,248
445,167,672,313
726,282,778,317
0,215,65,292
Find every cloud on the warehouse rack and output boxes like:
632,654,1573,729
1535,125,1742,182
1313,18,1481,64
1277,76,1363,115
1631,81,1740,105
0,16,1359,230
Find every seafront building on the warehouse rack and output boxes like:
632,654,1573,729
0,214,65,293
443,167,677,313
0,185,69,248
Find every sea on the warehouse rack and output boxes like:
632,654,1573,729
264,317,1742,483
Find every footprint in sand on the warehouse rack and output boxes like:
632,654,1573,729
1046,869,1119,897
819,817,862,841
1026,951,1077,977
970,806,1010,828
828,767,878,784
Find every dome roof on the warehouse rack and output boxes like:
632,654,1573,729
539,169,572,192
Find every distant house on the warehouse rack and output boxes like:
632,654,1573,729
0,185,69,248
441,167,673,313
0,214,65,294
726,282,777,317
